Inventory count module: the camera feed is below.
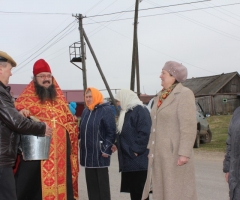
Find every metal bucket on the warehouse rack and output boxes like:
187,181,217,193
21,135,51,160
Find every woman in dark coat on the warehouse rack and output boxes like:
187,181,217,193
113,89,151,200
223,106,240,200
79,87,116,200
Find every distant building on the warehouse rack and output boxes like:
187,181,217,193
139,94,156,105
8,84,85,117
182,72,240,115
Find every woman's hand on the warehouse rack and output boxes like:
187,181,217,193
111,144,117,153
19,109,30,117
177,155,189,166
225,172,229,183
102,153,109,158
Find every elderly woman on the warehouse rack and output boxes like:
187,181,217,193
114,89,151,200
79,88,116,200
142,61,197,200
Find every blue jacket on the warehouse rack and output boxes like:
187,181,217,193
117,105,151,172
79,102,116,168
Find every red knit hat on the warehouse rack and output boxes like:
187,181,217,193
33,59,51,76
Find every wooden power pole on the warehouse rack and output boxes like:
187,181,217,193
74,14,119,115
78,14,87,93
130,0,140,96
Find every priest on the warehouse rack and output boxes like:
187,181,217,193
15,59,79,200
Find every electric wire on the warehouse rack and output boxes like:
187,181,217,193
179,0,240,28
14,24,77,75
86,0,211,18
14,16,74,60
201,1,240,21
43,1,120,64
86,17,217,74
13,0,120,73
8,1,239,75
79,0,120,36
13,20,77,74
0,11,70,15
0,0,210,16
84,2,240,25
84,0,105,15
87,4,135,37
141,0,240,42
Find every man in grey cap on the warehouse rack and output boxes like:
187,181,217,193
0,51,52,200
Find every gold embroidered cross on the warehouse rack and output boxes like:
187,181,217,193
51,117,57,128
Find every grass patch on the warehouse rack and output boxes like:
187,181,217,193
199,115,232,152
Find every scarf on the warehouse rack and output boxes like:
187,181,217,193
157,84,177,108
115,89,143,133
85,87,104,111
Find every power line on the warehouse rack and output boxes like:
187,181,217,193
0,0,210,16
14,16,74,60
144,0,240,42
179,0,240,28
13,0,120,71
42,1,120,65
84,2,240,25
201,1,240,22
84,0,105,15
87,4,136,37
87,0,211,18
14,25,77,75
86,17,217,75
0,11,71,15
83,0,120,33
13,20,77,73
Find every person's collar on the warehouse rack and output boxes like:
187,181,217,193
90,102,109,110
0,81,11,92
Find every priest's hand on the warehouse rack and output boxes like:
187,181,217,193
19,109,30,117
44,123,53,137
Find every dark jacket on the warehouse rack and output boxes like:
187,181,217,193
0,81,46,167
223,106,240,200
79,102,116,167
117,105,151,172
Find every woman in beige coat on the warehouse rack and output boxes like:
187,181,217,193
142,61,197,200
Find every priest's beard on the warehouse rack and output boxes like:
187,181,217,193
34,80,57,103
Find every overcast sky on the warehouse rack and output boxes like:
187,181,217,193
1,0,240,96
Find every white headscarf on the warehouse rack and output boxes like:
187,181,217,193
115,89,143,133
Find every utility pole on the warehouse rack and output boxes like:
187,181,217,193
135,37,140,96
71,14,119,115
83,30,119,115
130,0,140,97
78,14,87,93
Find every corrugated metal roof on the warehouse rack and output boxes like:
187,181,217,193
183,72,239,96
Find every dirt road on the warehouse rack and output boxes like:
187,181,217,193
78,150,229,200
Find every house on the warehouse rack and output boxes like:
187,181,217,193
182,72,240,115
139,94,156,105
8,84,85,117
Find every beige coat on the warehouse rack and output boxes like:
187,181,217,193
142,83,197,200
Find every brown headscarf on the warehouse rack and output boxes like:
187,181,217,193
85,87,104,111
